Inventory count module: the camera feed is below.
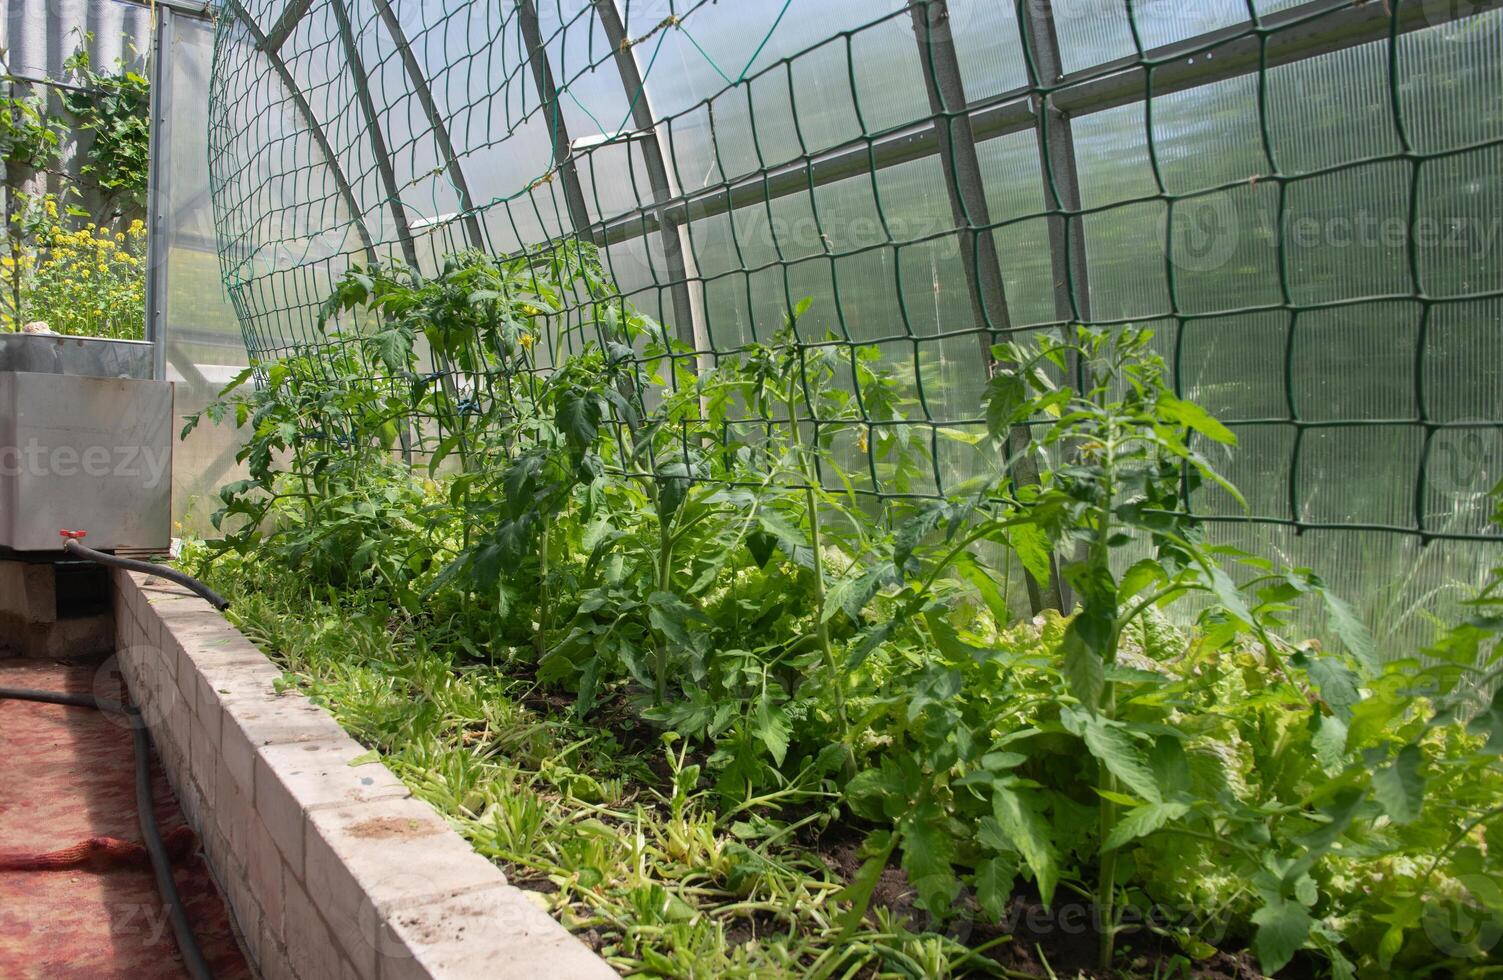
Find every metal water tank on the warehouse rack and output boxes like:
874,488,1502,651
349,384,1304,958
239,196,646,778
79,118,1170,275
0,335,173,554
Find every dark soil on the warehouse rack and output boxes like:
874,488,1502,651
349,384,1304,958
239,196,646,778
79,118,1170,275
723,907,784,947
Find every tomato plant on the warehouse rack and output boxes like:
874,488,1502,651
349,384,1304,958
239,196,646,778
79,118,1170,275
187,247,1503,977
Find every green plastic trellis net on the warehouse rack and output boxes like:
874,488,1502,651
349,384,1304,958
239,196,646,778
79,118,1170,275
207,0,1503,645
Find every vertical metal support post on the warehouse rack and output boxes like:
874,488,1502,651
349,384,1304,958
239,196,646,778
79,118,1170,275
144,5,173,380
328,0,425,466
516,0,593,238
910,0,1064,613
1018,0,1091,611
368,0,485,250
330,0,419,268
1018,0,1091,328
593,0,706,358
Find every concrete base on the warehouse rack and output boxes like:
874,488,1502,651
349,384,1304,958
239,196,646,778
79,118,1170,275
0,560,113,660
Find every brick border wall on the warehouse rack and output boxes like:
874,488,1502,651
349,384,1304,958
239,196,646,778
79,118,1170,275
113,570,617,980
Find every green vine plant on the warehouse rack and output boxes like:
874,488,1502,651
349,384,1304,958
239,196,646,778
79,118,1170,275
60,38,150,224
1,80,63,323
185,249,1503,977
1,35,149,331
0,88,63,172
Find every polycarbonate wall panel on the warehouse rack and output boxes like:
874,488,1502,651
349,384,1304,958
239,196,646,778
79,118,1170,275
160,14,253,534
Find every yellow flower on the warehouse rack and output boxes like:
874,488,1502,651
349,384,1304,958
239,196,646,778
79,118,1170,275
519,333,535,350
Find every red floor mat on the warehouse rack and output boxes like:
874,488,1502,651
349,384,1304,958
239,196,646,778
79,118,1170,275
0,658,251,979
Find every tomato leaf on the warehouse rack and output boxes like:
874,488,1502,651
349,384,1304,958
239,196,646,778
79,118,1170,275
1252,898,1314,973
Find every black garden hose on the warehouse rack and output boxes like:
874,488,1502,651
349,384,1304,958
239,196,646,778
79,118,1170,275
130,706,216,980
0,687,108,710
61,538,231,611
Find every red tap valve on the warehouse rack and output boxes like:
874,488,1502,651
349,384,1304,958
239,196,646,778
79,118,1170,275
59,529,88,540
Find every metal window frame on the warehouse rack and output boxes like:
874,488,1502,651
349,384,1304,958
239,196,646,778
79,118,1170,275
115,0,217,21
144,4,173,379
223,0,378,264
214,0,1503,293
263,0,316,52
1018,0,1091,327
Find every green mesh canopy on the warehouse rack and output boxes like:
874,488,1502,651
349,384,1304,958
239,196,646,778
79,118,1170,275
206,0,1503,647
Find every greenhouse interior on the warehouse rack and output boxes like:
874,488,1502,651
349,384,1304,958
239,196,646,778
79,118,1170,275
1,0,1502,976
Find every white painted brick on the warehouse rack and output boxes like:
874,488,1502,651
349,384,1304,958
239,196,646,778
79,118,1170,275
114,599,130,650
258,921,298,980
377,884,617,980
176,654,198,718
136,629,177,687
188,716,218,815
120,571,141,619
119,565,617,980
215,752,254,856
219,721,255,800
254,760,305,875
139,578,198,611
223,863,265,965
141,603,163,652
193,691,223,757
168,612,268,666
286,878,371,980
256,739,409,842
165,685,190,768
305,798,503,975
201,822,230,895
178,775,205,832
228,693,349,754
176,626,268,676
245,817,288,936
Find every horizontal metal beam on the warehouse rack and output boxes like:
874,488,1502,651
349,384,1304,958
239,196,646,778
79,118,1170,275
1045,0,1497,117
0,71,95,94
112,0,217,21
587,0,1499,248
